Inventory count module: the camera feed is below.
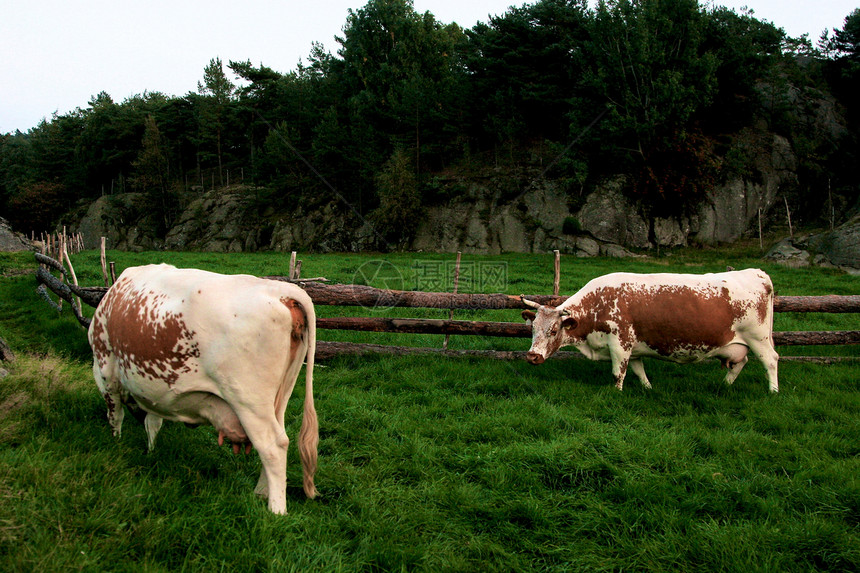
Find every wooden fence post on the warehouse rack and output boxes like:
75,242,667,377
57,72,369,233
553,250,561,297
443,251,462,351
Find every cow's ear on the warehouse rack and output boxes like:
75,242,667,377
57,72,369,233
562,317,578,331
521,310,536,324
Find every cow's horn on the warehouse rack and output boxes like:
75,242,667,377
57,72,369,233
520,295,541,309
560,309,571,317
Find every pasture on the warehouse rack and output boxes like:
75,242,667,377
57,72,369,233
1,245,859,571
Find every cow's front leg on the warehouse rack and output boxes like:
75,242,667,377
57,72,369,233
629,359,652,389
609,349,631,391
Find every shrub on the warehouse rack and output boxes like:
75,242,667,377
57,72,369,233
562,216,582,235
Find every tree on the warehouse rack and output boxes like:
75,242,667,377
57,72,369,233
464,0,590,152
130,115,173,229
830,8,860,62
197,57,235,186
6,180,66,234
586,0,719,212
702,6,783,129
371,147,422,247
333,0,464,175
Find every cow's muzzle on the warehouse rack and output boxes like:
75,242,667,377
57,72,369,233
526,351,546,365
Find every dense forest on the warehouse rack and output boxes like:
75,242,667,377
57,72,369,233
1,0,859,245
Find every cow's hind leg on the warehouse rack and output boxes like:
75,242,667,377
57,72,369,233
240,412,290,514
629,359,652,389
93,361,124,438
144,413,164,452
748,339,780,393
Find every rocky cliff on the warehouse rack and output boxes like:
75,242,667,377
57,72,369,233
67,130,797,256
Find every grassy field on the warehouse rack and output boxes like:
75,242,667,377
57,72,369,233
0,245,858,571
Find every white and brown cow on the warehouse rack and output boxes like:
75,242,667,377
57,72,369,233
87,264,318,514
521,269,779,392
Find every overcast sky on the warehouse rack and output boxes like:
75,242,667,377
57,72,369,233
1,0,857,134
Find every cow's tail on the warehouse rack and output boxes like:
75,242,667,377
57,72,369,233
298,296,319,499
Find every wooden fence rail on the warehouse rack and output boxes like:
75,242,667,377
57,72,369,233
269,278,860,314
33,253,860,360
315,316,859,347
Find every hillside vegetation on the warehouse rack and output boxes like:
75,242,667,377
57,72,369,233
2,0,859,248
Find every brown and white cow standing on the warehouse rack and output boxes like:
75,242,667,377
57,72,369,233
88,264,318,514
521,269,779,392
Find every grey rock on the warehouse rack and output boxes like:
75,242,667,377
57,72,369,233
575,236,601,257
0,218,31,252
764,238,811,267
601,243,642,258
576,177,651,248
653,217,690,247
806,214,860,271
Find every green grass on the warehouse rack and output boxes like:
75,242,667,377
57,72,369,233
0,246,858,571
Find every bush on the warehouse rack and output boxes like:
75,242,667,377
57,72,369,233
562,216,582,235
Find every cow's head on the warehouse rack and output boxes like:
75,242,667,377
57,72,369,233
521,297,578,365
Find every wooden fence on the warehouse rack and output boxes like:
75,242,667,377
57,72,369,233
33,251,860,364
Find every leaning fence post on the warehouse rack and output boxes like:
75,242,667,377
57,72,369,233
62,237,82,318
100,237,109,287
109,262,117,285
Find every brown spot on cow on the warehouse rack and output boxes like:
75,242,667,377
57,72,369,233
756,282,773,324
94,277,199,387
624,285,735,355
569,284,736,356
281,297,307,362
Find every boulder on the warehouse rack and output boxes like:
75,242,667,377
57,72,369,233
601,243,643,258
0,218,31,252
653,216,693,248
764,238,811,267
803,214,860,274
574,236,601,257
766,214,860,274
576,177,651,248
